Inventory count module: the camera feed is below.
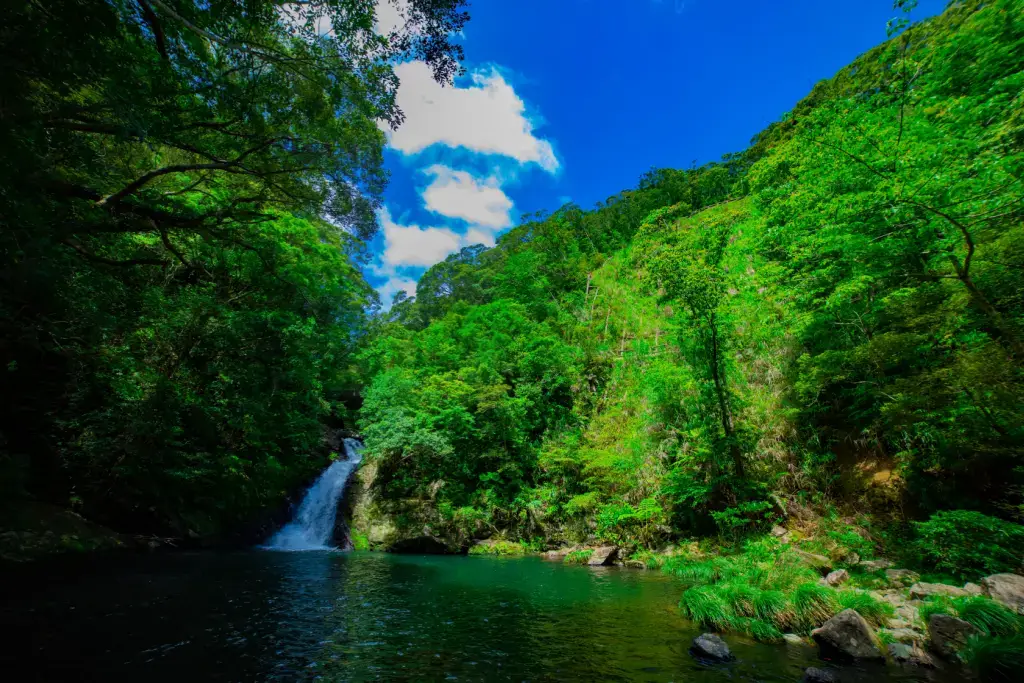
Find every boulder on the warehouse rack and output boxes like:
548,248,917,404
690,633,733,661
588,545,619,566
981,573,1024,615
895,605,921,624
927,613,979,657
909,582,969,600
625,559,646,569
811,609,885,661
885,569,920,587
888,643,937,668
858,559,893,571
542,548,570,561
822,569,849,587
963,582,983,596
881,627,924,645
770,525,788,537
794,549,833,575
802,667,838,683
783,633,806,646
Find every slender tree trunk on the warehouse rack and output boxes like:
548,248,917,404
708,315,744,479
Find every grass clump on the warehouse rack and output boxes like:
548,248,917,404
468,540,529,556
953,597,1022,637
565,549,594,564
792,583,840,630
836,591,894,627
961,635,1024,682
679,585,734,630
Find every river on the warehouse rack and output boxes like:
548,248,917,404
0,550,961,682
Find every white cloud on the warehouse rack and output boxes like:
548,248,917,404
376,275,418,305
421,165,513,229
385,62,559,172
375,0,407,36
464,228,497,248
379,207,462,268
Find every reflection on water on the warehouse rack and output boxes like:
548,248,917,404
0,552,959,682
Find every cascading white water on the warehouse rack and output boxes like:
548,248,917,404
263,438,363,551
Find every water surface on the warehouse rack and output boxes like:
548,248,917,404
0,551,957,681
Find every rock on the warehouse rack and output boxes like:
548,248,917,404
770,525,788,537
889,643,937,668
881,627,924,644
885,569,920,587
783,633,806,646
387,535,450,554
542,548,570,561
811,609,885,661
963,582,983,596
822,569,850,587
625,559,646,569
802,667,838,683
927,613,979,657
690,633,733,661
895,605,921,624
981,573,1024,615
909,582,969,600
587,545,619,566
844,552,861,566
886,618,911,629
858,559,893,571
794,549,833,575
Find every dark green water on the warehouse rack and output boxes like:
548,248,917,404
0,551,957,681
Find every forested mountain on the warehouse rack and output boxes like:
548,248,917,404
0,0,468,539
354,0,1024,549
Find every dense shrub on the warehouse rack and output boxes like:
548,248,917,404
912,511,1024,580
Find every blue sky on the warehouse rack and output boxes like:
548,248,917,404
368,0,946,304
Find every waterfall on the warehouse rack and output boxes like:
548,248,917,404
263,438,363,551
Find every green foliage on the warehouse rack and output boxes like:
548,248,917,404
961,636,1024,682
468,540,530,556
954,597,1023,638
913,511,1024,580
349,532,370,552
679,585,735,630
792,584,840,630
836,591,895,627
565,549,594,565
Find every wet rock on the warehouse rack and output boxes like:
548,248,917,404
802,667,838,683
588,546,619,566
690,633,733,661
981,573,1024,615
811,609,885,661
794,549,833,575
858,559,893,571
927,613,979,657
881,627,924,644
783,633,806,646
885,569,920,587
889,643,937,668
909,582,969,600
821,569,849,587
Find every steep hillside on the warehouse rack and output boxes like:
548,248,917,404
354,0,1024,554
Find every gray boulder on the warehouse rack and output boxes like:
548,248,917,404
802,667,838,683
889,643,937,668
909,582,969,600
811,609,885,660
927,613,979,657
587,545,619,566
822,569,850,587
794,549,833,575
690,633,733,661
981,573,1024,615
885,569,920,587
881,627,924,644
963,582,983,596
858,559,893,571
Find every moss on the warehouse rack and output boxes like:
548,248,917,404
468,540,529,556
565,549,594,564
349,531,369,551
